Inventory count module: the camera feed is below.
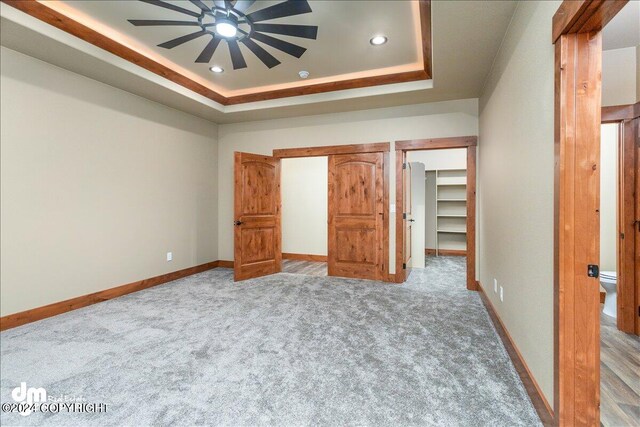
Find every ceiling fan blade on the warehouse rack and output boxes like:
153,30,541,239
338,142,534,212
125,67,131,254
252,23,317,39
227,39,248,69
224,1,234,11
213,0,226,9
246,0,312,23
128,19,200,26
195,36,222,63
251,32,306,58
139,0,200,18
158,29,207,49
189,0,211,12
240,38,281,68
233,0,256,13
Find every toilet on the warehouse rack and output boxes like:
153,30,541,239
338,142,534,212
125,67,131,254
600,271,617,318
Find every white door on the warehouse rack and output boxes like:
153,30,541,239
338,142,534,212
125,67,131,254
410,162,426,268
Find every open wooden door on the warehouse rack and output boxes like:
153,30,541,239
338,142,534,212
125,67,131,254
328,152,384,280
409,162,425,268
634,117,640,335
618,116,639,333
234,152,281,281
404,162,413,273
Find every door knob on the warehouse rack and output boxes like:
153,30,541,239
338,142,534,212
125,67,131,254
234,220,243,226
408,219,415,222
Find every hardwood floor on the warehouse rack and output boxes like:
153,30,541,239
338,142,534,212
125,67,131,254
282,259,327,276
600,311,640,427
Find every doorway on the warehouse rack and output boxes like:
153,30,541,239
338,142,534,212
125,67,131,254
599,109,639,427
233,143,391,282
280,156,329,276
395,136,477,288
601,104,640,335
552,1,639,424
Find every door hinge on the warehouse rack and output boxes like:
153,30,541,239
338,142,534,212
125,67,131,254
587,264,599,278
402,263,406,269
402,163,407,169
403,213,407,219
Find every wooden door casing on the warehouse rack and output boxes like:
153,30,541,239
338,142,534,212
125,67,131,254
233,152,281,281
554,31,602,425
328,152,384,280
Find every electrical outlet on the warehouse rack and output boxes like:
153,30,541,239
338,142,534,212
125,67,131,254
499,286,504,302
166,252,173,262
494,279,498,293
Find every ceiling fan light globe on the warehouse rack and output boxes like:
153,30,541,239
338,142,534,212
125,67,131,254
216,21,237,38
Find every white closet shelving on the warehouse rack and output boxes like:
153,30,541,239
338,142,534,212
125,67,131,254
435,169,467,255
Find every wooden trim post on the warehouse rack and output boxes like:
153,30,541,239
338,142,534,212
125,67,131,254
554,31,602,427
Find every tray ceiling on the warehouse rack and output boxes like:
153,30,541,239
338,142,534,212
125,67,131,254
1,0,518,122
38,0,425,99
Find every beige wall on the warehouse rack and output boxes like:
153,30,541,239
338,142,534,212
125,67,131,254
406,148,467,170
637,45,640,102
602,46,638,106
217,99,479,273
281,157,328,256
0,47,219,316
600,124,619,272
478,0,560,404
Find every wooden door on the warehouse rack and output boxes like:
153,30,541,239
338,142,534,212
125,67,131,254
404,162,413,272
233,152,281,281
618,118,638,333
634,117,640,335
328,152,384,280
410,162,426,269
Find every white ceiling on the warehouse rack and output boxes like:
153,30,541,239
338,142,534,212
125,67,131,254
0,0,518,123
603,0,640,51
56,0,422,95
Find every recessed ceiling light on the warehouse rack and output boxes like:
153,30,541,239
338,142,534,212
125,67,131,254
370,35,388,46
298,70,310,79
210,66,224,73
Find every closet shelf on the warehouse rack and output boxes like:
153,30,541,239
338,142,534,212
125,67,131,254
431,168,468,255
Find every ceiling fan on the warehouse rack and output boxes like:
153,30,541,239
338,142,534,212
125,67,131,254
128,0,318,70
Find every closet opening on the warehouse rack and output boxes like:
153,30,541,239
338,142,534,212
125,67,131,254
280,156,329,276
269,143,391,282
395,137,477,288
409,149,468,269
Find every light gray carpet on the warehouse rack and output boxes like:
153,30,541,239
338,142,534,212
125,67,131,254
1,257,541,426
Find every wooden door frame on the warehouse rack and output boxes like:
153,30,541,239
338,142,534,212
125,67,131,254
552,1,629,425
602,103,639,334
394,136,477,289
272,143,392,282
